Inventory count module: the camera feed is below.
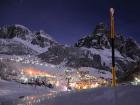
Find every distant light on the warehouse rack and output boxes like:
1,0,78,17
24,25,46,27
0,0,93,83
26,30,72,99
135,77,140,82
56,81,60,87
29,71,33,75
62,86,68,91
110,8,114,16
131,77,140,85
20,76,28,82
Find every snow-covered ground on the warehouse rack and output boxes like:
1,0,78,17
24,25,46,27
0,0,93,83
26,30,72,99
41,85,140,105
0,79,52,102
1,83,140,105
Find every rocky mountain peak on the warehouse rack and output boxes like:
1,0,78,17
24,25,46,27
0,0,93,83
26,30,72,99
92,22,107,36
75,22,110,49
0,24,32,40
75,22,140,61
31,30,58,48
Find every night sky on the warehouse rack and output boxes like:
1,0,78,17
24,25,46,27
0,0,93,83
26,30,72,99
0,0,140,44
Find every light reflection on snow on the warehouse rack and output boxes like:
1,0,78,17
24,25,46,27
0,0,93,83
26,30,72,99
0,91,59,105
16,91,58,105
0,90,14,96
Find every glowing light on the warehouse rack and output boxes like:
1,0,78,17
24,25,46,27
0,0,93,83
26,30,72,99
91,82,99,88
56,81,60,87
135,77,140,82
20,76,28,82
22,67,56,79
70,82,76,88
47,93,53,96
29,71,33,75
132,77,140,85
62,86,68,91
110,8,114,15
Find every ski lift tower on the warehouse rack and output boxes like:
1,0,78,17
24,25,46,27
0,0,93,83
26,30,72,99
110,8,117,87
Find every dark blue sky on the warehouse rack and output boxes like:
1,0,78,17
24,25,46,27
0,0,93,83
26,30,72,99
0,0,140,44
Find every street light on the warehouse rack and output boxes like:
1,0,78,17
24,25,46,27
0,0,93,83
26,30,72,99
110,8,117,87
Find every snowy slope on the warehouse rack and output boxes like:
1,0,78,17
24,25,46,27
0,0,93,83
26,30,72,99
39,85,140,105
13,37,49,53
0,79,51,101
0,24,58,55
81,47,124,67
2,85,140,105
0,39,37,55
80,67,112,79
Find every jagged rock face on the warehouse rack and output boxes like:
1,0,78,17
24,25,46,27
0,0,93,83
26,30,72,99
31,31,57,48
0,39,37,55
38,45,109,70
0,25,58,55
114,36,140,60
75,22,140,55
123,38,140,60
0,24,31,40
75,23,110,49
39,23,140,74
75,23,140,60
118,60,140,82
73,22,140,79
92,23,107,36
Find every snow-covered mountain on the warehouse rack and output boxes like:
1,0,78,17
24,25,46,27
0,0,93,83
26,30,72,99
0,23,140,81
39,23,140,80
75,22,140,60
0,24,58,55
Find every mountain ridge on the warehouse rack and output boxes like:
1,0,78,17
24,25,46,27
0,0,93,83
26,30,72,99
38,23,140,80
0,24,58,55
0,23,140,81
